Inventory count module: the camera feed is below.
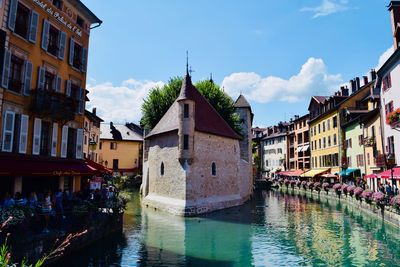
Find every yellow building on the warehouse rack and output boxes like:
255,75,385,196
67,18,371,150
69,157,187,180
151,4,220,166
0,0,101,196
83,108,103,163
99,122,143,176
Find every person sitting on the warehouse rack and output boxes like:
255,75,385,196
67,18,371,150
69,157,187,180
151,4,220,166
27,192,38,208
14,192,27,206
3,192,15,208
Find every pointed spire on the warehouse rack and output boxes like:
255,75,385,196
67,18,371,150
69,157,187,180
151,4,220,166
209,73,214,84
186,50,189,76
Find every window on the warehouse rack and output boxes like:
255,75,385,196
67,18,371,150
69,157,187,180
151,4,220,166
387,136,395,154
382,73,392,91
327,119,330,131
358,135,364,146
319,139,321,149
333,116,338,128
160,162,164,176
44,71,55,91
385,101,394,115
84,135,87,145
211,162,216,176
99,142,102,150
66,128,77,159
69,39,87,72
184,104,189,118
328,136,331,147
367,153,371,166
183,135,189,150
112,159,119,170
356,154,364,167
8,55,24,94
110,142,117,150
14,3,30,38
318,124,321,133
69,83,84,114
76,16,85,27
323,137,326,148
322,122,326,132
47,25,60,56
53,0,63,9
333,134,337,146
39,121,52,156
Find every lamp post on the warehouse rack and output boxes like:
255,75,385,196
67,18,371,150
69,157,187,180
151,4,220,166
387,154,396,194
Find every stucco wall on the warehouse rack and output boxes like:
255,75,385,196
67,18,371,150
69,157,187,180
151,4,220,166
99,140,142,171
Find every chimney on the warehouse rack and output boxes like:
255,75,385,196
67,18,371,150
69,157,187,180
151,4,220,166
363,76,368,86
341,86,349,96
389,1,400,49
369,69,377,81
92,107,97,116
350,79,356,94
355,77,360,91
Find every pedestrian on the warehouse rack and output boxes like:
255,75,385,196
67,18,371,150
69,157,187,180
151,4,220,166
385,183,392,195
27,192,38,208
3,192,15,208
55,189,65,218
42,191,53,233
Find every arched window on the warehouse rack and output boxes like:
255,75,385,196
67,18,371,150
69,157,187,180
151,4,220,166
211,162,216,176
160,162,165,176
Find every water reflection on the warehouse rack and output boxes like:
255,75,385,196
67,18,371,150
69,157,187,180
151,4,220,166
56,190,400,267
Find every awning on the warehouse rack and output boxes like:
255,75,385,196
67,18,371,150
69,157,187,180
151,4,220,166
85,159,112,174
321,173,337,178
279,170,305,177
337,168,360,177
0,155,98,176
296,146,303,152
301,145,310,152
377,167,400,179
365,173,378,179
300,169,330,178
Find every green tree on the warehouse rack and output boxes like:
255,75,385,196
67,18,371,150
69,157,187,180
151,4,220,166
140,77,241,134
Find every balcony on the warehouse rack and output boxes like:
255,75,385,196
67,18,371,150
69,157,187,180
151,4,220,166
30,89,77,123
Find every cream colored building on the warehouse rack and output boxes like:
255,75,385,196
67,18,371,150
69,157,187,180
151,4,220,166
83,108,103,163
141,72,253,216
99,122,143,176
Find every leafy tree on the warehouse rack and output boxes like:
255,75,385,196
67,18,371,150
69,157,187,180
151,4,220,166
140,77,242,134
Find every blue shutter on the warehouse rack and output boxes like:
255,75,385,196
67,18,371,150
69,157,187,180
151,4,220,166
28,11,39,43
23,60,33,96
1,49,11,89
66,80,71,96
37,67,45,90
55,75,61,92
68,38,74,65
58,31,67,60
7,0,18,31
81,47,87,72
41,20,50,51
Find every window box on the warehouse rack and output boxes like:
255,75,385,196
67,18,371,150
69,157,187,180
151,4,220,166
386,108,400,128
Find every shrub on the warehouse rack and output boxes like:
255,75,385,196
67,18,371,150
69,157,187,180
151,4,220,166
390,195,400,210
347,185,355,196
361,190,373,203
354,187,364,199
314,182,321,191
296,180,302,188
372,192,385,205
301,181,307,190
342,185,349,195
307,182,314,190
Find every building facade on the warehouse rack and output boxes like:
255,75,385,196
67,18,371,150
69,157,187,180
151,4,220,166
287,114,310,173
0,0,101,196
83,108,103,163
99,122,143,177
262,122,288,178
376,2,400,170
141,73,253,216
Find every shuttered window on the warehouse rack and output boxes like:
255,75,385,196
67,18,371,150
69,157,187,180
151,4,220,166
32,118,42,155
1,49,11,89
8,1,38,43
61,125,68,158
51,123,58,157
76,128,83,159
18,115,29,154
2,111,15,152
23,60,33,95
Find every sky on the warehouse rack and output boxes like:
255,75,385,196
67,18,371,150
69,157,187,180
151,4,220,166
82,0,394,127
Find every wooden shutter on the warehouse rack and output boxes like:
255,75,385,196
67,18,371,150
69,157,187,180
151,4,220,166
51,123,58,157
1,49,11,89
77,87,84,114
66,80,71,96
61,125,68,158
19,115,29,154
58,31,67,59
2,111,15,152
28,10,39,43
81,47,87,72
7,0,18,31
32,118,42,155
23,60,33,96
68,38,74,65
76,128,83,159
55,75,62,92
37,66,45,90
41,20,50,51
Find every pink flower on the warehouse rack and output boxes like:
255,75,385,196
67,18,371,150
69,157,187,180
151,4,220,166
354,187,364,196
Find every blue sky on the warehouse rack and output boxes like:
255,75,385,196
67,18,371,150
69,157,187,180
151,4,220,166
82,0,393,127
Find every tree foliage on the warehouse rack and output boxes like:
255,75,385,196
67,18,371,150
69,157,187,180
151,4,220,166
140,77,241,134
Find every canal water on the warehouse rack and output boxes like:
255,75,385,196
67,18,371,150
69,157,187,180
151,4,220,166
57,190,400,266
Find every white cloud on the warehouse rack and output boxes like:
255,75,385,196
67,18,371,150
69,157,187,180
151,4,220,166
376,46,394,70
301,0,352,19
86,79,164,124
221,57,342,104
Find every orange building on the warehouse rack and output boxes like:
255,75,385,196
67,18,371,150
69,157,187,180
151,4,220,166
0,0,101,196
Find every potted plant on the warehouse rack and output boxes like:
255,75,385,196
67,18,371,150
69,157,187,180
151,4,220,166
372,192,386,210
290,180,296,189
390,195,400,213
353,187,364,201
342,184,349,196
314,182,321,193
296,180,302,188
333,183,342,197
347,185,355,197
361,190,373,204
386,108,400,127
307,181,314,193
301,181,307,190
322,182,330,194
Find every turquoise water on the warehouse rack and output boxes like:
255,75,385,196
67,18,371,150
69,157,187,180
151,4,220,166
58,190,400,266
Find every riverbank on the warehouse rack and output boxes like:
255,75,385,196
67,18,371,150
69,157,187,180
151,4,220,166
279,186,400,228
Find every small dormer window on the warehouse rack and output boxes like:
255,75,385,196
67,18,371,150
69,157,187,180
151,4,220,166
161,162,165,176
76,16,85,27
184,104,189,118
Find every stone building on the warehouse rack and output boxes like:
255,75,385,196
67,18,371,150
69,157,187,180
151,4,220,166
141,71,253,216
287,114,310,173
83,108,103,162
